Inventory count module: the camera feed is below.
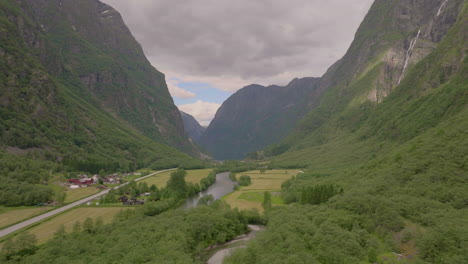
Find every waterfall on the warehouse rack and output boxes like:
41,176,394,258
398,29,421,85
437,0,449,16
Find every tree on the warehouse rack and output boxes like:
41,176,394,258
197,194,215,206
238,175,252,186
138,182,149,193
13,232,37,257
72,221,81,233
229,172,237,181
83,217,95,234
95,216,104,229
130,188,138,198
368,248,377,263
54,225,67,238
166,169,187,198
262,191,272,211
149,184,158,192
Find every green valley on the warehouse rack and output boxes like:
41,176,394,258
1,0,467,263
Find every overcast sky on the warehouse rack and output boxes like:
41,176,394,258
102,0,374,126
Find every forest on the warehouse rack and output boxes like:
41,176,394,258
2,202,254,263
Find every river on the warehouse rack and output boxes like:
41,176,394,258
183,172,236,209
182,172,264,263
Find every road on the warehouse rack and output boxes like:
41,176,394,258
0,168,176,238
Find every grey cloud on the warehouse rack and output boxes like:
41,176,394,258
102,0,373,86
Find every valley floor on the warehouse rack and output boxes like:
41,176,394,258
0,169,176,241
223,170,299,211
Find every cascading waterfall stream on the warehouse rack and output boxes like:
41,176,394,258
397,0,451,85
397,29,421,85
437,0,450,16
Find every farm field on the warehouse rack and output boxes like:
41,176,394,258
223,170,300,212
64,187,101,203
25,207,133,244
0,207,50,230
141,169,213,188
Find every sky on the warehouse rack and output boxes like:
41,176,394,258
102,0,374,126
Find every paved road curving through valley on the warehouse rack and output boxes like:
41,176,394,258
0,168,176,238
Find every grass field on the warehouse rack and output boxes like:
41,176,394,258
0,207,50,230
141,169,213,188
64,187,101,203
25,207,133,244
237,192,284,204
223,170,299,212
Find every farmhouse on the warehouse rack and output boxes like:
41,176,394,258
123,199,145,205
118,196,128,202
68,178,94,185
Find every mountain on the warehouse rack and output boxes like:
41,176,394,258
20,0,195,153
273,0,467,168
226,0,468,263
2,0,467,263
180,111,205,142
0,0,200,205
199,77,321,160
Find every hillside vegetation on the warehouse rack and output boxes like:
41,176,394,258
0,0,466,263
227,1,467,263
0,0,200,206
199,77,321,160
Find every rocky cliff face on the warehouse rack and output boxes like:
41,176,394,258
316,0,464,104
12,0,194,154
274,0,467,168
180,111,205,143
199,0,464,161
199,77,321,160
289,0,465,138
0,0,196,166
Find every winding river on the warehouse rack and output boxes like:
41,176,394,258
183,172,236,209
182,172,265,263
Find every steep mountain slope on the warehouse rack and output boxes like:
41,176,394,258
227,1,467,263
199,77,320,160
6,0,194,154
200,0,465,161
0,0,199,205
180,111,205,142
272,0,466,168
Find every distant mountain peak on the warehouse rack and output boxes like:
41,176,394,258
180,111,206,143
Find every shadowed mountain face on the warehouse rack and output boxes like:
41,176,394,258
274,0,467,167
0,0,197,165
20,0,195,153
199,77,321,160
201,0,466,162
180,111,205,142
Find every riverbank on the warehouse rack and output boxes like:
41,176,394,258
206,225,265,264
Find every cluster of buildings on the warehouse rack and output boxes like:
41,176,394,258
68,174,98,189
66,172,144,190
